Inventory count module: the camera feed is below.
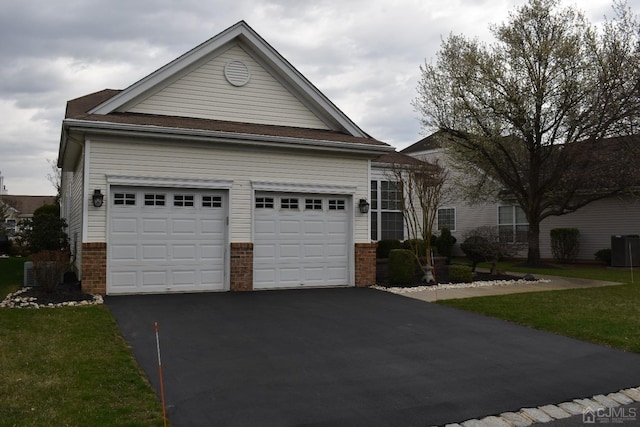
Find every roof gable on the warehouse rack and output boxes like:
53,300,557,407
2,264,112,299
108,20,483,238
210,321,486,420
0,195,57,216
89,21,367,137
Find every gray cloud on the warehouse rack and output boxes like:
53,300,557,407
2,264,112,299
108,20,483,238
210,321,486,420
1,0,637,194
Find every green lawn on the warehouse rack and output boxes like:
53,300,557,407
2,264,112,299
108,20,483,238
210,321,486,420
0,258,166,426
440,262,640,353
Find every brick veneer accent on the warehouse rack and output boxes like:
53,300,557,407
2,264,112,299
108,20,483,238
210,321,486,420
81,242,107,295
230,243,254,291
355,243,377,287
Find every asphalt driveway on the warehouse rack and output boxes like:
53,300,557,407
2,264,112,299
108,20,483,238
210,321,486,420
106,288,640,426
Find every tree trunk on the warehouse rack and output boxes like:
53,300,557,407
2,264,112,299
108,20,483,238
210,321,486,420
527,221,541,266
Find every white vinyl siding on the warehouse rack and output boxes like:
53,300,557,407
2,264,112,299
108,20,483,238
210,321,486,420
539,197,640,260
86,140,369,243
64,157,85,275
128,45,330,130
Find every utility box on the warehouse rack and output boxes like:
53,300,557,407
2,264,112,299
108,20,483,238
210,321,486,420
23,261,35,287
611,235,640,267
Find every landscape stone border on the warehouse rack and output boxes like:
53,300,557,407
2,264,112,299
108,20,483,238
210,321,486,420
0,287,103,309
442,387,640,426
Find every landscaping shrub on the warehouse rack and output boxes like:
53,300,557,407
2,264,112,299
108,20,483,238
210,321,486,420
388,249,415,286
30,250,70,292
376,239,402,258
460,226,521,273
594,248,612,266
449,265,473,283
460,235,488,272
18,203,69,253
550,228,580,262
403,239,427,257
436,228,456,263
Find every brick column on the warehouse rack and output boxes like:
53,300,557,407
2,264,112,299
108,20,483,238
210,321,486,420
81,242,107,295
355,242,377,287
230,243,254,291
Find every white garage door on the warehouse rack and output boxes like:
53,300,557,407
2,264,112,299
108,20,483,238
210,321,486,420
254,193,350,289
108,187,226,294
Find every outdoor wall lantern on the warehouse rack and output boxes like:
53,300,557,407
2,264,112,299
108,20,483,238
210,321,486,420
92,189,104,208
358,198,370,214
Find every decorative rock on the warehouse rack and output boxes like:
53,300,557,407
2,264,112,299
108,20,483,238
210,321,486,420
499,412,533,427
372,278,551,294
592,394,619,408
608,392,634,405
480,416,511,427
520,408,552,423
461,420,485,427
538,404,571,419
621,388,640,402
573,398,605,411
444,424,464,427
558,401,587,415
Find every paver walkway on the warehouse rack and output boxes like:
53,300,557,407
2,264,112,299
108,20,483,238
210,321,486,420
398,274,622,302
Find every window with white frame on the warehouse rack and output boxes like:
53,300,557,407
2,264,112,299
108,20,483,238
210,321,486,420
370,180,404,240
498,205,528,243
437,207,456,231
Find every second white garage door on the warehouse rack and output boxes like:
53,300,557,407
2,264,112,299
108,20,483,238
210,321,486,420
108,187,227,294
254,193,351,289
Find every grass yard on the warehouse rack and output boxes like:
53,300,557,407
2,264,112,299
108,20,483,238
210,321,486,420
440,262,640,353
0,258,166,426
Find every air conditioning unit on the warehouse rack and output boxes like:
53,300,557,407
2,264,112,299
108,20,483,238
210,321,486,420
611,235,640,267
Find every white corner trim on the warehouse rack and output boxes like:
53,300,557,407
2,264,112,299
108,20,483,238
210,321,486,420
81,140,91,242
106,175,233,189
252,181,357,195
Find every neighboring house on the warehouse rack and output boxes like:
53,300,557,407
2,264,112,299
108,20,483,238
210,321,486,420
403,131,640,261
0,195,57,237
57,21,393,295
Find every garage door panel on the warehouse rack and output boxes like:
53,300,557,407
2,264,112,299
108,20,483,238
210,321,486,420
279,219,302,235
200,244,224,261
142,245,168,261
111,271,137,287
201,219,224,235
172,219,197,234
172,245,196,260
142,218,168,234
172,270,196,285
279,243,301,259
108,187,226,294
111,244,138,260
327,243,348,256
142,271,167,286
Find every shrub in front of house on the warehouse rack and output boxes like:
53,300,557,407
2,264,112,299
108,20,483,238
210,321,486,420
30,250,70,293
449,265,473,283
595,248,612,266
388,249,415,286
550,228,580,262
436,228,456,263
376,239,403,258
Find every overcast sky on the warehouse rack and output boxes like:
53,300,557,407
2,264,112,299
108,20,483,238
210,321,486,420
1,0,635,195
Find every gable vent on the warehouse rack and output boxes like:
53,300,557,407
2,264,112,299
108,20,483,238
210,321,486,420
224,61,250,87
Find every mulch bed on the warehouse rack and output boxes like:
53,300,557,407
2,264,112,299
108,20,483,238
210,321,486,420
18,282,95,305
375,259,521,288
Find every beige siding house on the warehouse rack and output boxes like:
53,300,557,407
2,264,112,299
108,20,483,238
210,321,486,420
403,132,640,261
58,21,393,295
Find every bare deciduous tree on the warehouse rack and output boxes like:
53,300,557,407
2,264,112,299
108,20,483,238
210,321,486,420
388,159,449,281
414,0,640,265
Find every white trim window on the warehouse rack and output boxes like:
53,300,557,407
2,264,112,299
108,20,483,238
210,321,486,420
370,180,404,241
498,205,528,243
437,207,456,231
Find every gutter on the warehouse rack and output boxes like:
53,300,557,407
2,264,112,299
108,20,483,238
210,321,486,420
62,119,394,156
